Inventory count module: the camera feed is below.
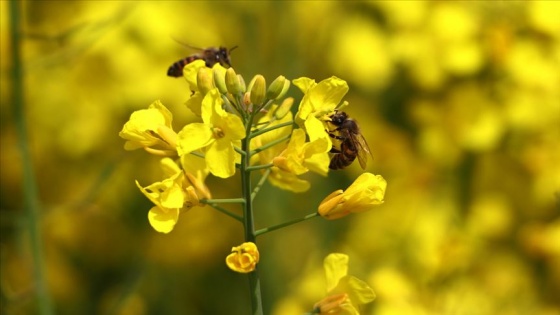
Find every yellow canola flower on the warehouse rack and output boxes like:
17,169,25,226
318,173,386,220
273,129,330,177
313,253,375,314
294,76,349,144
177,88,245,178
136,159,201,233
250,105,310,193
293,76,349,122
225,242,260,273
119,100,177,154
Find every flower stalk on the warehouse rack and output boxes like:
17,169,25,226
9,2,54,315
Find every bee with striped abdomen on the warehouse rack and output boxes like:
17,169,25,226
167,45,238,77
327,111,372,170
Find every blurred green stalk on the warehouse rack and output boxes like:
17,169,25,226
241,114,264,315
9,1,54,314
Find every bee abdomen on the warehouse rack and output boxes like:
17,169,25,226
166,56,201,77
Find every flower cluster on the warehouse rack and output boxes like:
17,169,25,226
120,60,387,314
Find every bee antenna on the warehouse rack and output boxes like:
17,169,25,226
229,45,239,53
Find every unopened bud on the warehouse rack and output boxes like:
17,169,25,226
213,65,228,94
266,75,290,100
250,75,266,105
197,67,214,95
237,74,246,93
274,97,294,120
226,68,242,95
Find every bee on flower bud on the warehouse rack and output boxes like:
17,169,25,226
167,44,238,77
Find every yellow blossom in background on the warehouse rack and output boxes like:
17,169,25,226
176,88,245,178
119,100,177,154
312,253,375,314
319,173,386,220
226,242,260,273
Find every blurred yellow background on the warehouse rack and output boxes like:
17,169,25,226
1,1,559,314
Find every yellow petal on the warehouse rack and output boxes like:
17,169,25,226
324,253,349,292
148,206,179,234
176,123,214,155
206,140,237,178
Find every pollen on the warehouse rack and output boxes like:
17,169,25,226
212,127,225,139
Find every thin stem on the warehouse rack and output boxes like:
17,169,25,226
250,120,293,139
234,146,246,156
241,111,263,315
9,1,54,314
205,203,243,222
255,212,319,237
246,163,274,172
203,198,246,204
251,168,271,201
250,134,291,156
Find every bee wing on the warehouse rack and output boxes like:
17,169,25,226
352,133,373,169
171,37,205,51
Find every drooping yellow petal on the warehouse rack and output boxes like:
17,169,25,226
324,253,349,292
267,168,311,193
148,206,179,234
206,139,237,178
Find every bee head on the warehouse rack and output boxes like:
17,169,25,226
218,46,238,67
330,111,348,126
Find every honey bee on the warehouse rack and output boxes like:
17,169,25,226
167,45,238,77
327,111,372,170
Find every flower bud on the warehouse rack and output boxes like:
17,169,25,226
266,75,290,100
237,74,247,93
273,97,294,120
225,68,242,95
197,67,214,95
212,65,228,94
249,75,266,105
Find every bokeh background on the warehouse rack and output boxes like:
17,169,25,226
1,1,559,314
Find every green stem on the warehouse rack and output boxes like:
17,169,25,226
9,1,54,314
203,198,246,204
201,202,243,222
250,134,291,156
245,163,273,172
251,169,271,201
255,212,319,237
241,113,263,315
250,120,293,138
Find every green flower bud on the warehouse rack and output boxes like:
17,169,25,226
213,65,228,94
197,67,214,95
226,68,242,95
250,75,266,105
237,74,246,93
274,97,294,120
266,75,290,100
